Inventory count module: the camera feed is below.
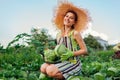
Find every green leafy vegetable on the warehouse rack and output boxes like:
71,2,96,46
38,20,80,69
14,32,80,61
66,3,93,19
54,44,67,57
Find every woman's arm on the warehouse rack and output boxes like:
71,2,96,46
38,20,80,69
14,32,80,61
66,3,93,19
73,30,88,56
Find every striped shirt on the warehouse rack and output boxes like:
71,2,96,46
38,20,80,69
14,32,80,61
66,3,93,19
55,31,82,80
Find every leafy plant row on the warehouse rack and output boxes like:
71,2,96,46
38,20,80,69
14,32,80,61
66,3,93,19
80,50,120,80
0,51,43,80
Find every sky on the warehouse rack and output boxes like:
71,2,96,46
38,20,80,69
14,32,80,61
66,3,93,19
0,0,120,47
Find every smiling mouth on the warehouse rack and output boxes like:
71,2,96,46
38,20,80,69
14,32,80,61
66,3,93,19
65,20,70,23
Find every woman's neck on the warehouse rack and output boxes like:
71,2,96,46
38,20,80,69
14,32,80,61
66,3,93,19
64,26,71,32
61,26,72,37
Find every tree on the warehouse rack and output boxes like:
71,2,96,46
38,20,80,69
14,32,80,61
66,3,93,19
106,45,114,50
6,33,31,54
7,33,31,48
84,35,103,50
30,28,56,56
0,43,6,53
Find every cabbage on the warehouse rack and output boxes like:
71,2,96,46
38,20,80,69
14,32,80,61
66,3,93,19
44,49,57,63
94,72,105,80
44,44,68,63
39,73,46,80
107,67,118,76
91,62,102,72
54,44,68,57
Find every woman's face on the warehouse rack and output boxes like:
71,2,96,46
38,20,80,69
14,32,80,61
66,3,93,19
63,12,76,27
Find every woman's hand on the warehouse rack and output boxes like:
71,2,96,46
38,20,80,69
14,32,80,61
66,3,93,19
60,49,74,61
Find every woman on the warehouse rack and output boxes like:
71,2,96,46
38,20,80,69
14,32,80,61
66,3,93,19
113,43,120,59
40,1,90,80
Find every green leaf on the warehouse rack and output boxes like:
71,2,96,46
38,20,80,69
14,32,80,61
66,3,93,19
107,67,118,77
94,72,105,80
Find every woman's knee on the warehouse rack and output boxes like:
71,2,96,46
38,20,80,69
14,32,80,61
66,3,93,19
46,64,59,77
40,63,50,73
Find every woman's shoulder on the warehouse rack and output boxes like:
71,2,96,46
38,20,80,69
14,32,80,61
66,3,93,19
56,32,61,36
56,30,62,38
72,30,83,41
73,30,81,37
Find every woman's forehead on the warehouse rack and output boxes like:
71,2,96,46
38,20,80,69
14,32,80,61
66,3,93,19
66,12,75,17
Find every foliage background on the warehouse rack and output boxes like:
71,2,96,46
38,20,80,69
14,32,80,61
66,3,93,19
0,28,120,80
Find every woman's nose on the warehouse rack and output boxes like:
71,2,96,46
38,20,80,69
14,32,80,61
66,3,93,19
66,17,69,20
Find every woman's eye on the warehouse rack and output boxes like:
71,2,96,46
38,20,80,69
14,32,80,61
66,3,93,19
65,15,69,18
70,17,74,20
